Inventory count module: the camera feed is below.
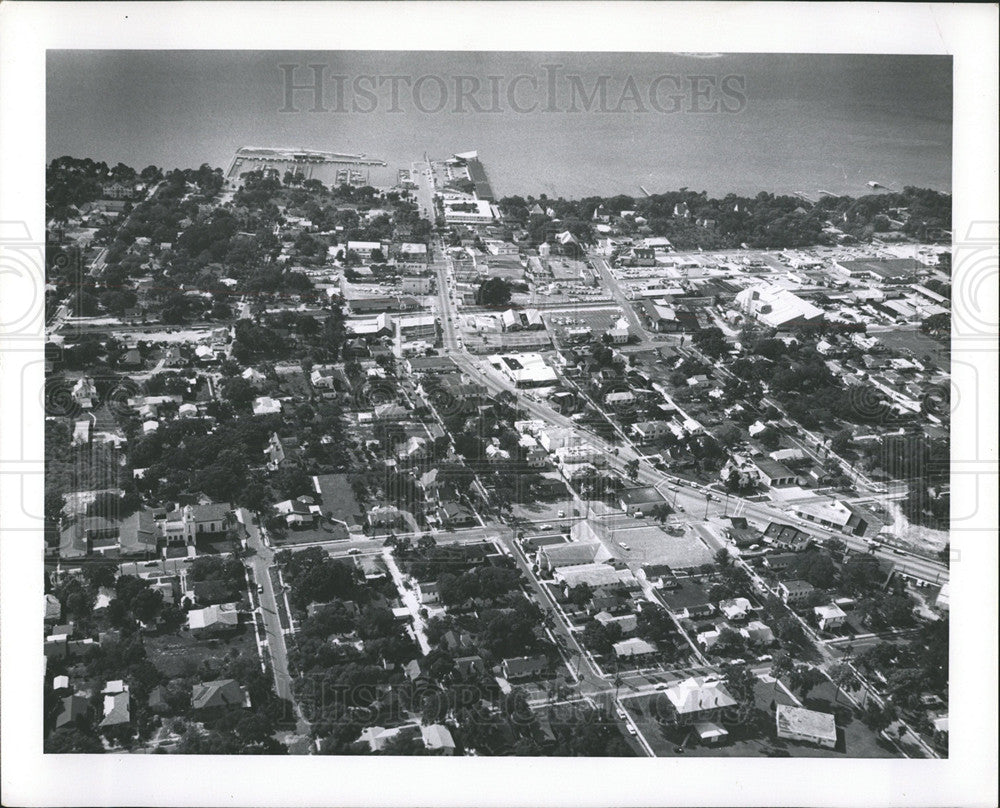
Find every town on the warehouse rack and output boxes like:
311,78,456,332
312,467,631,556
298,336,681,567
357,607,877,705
43,149,951,758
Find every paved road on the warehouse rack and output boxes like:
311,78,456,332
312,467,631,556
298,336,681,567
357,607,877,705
242,511,312,741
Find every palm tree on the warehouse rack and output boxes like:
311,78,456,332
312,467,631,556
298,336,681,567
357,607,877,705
828,663,859,705
769,652,794,697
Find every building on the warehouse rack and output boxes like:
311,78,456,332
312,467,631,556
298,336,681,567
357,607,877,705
252,396,283,416
100,690,131,728
750,456,797,487
346,240,388,261
661,677,737,723
398,314,438,341
420,724,456,754
492,353,557,388
814,603,848,631
632,420,676,441
775,704,838,748
191,679,251,710
187,603,240,633
612,637,657,660
618,486,668,516
159,502,231,545
764,522,812,552
718,597,753,621
501,655,548,681
793,499,882,538
735,283,824,329
401,276,433,295
778,579,816,604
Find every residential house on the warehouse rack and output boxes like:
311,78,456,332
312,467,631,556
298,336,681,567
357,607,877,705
187,603,240,633
814,603,847,631
612,637,657,660
501,655,548,681
420,724,455,754
191,679,251,711
718,597,753,622
159,502,231,545
55,695,91,729
661,677,737,724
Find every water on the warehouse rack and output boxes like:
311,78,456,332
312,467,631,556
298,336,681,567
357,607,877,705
48,52,951,199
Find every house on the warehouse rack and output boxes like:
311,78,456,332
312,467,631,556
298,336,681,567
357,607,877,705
71,376,98,409
55,695,91,729
359,724,420,752
45,593,62,622
265,432,299,470
438,501,478,528
252,396,283,416
612,637,657,660
777,579,816,604
147,685,171,714
191,679,251,711
661,677,737,723
718,597,753,621
416,581,439,605
763,552,799,572
764,523,812,552
100,690,131,728
187,603,240,633
814,603,848,631
740,620,775,645
661,579,715,619
404,659,430,682
454,655,486,678
501,655,548,681
275,497,321,527
618,486,668,516
420,724,456,754
775,704,837,748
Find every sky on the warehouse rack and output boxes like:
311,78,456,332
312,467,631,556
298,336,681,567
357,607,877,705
47,51,952,199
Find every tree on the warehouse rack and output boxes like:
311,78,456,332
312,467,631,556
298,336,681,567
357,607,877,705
789,665,827,700
624,459,639,481
475,278,512,307
714,547,731,568
828,662,860,704
862,701,897,735
724,664,758,722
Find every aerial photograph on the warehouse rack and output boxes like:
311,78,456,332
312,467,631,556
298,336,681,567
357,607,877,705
42,50,953,758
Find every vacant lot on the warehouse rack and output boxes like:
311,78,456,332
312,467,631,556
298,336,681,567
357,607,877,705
145,624,257,678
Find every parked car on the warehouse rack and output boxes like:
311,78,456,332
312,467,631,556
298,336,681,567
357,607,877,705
539,524,554,531
347,548,362,555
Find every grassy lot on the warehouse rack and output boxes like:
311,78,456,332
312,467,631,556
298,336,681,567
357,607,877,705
272,521,350,545
145,624,256,678
874,329,949,370
621,675,901,758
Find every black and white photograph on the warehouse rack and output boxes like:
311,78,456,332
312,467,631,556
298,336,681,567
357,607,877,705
1,3,996,807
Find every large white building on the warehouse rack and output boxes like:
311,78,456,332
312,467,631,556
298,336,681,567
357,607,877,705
735,283,824,329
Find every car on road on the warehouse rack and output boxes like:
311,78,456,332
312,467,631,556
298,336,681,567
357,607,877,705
757,654,773,663
257,584,264,594
347,548,362,555
557,510,565,518
616,707,628,720
626,725,638,736
539,524,554,531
